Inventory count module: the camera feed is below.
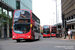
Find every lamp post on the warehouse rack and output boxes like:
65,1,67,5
56,0,57,24
53,0,61,24
64,20,67,39
53,12,55,24
52,0,57,24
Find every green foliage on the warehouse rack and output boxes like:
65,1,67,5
0,12,9,25
0,9,10,20
0,9,13,37
2,12,9,20
0,9,13,27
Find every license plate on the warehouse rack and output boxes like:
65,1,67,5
19,38,24,39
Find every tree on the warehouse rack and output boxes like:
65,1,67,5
0,9,10,38
9,17,13,37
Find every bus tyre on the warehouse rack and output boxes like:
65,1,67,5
16,40,20,42
26,39,30,41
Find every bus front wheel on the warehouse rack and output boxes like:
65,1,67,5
32,35,35,41
16,40,20,42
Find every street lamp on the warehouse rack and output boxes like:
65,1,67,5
56,0,57,24
52,0,61,24
52,0,58,24
53,12,55,24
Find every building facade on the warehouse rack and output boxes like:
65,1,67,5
61,0,75,35
0,0,32,38
16,0,32,10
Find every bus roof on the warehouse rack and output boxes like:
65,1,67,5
32,13,40,21
54,23,62,26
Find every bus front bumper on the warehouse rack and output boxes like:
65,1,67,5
12,35,32,40
51,34,56,36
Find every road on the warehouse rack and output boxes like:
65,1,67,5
0,36,75,50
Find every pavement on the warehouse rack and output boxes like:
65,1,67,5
0,38,10,41
53,36,75,40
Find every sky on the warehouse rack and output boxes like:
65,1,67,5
32,0,62,26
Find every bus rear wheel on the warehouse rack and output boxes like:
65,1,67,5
37,36,40,40
32,35,35,41
16,40,20,42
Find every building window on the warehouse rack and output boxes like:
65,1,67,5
16,1,20,9
74,25,75,29
74,15,75,18
72,25,74,29
68,17,69,20
67,18,68,20
70,16,72,19
68,25,71,29
69,17,70,20
71,16,73,19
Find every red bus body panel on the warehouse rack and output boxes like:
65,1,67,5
43,33,50,37
12,29,33,40
51,34,56,37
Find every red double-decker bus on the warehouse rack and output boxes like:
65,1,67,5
51,23,63,37
12,9,41,42
50,26,56,37
43,25,50,37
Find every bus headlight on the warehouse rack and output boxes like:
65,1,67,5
27,36,30,38
13,36,16,38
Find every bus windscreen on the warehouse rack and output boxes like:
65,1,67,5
14,24,30,33
43,29,50,34
52,29,56,33
43,25,50,34
13,10,30,34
